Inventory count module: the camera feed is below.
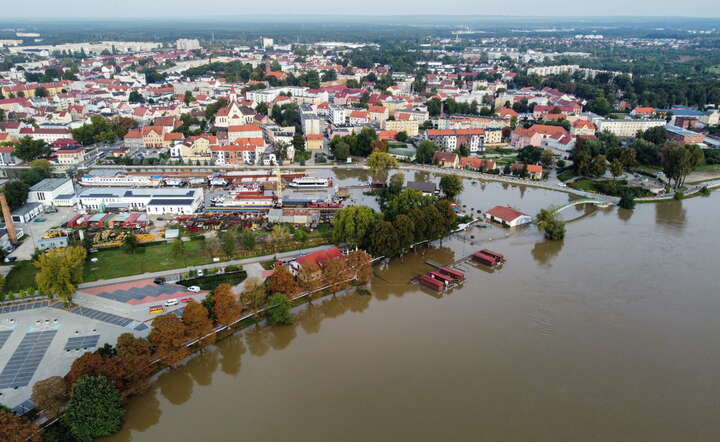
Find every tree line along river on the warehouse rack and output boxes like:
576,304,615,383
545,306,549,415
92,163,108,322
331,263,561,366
105,176,720,442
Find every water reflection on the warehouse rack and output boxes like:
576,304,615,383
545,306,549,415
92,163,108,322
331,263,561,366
617,207,633,222
187,350,218,386
219,335,245,376
159,369,193,405
655,200,687,231
531,239,564,267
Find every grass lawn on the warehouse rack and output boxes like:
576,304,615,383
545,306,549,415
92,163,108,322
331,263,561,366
84,235,331,282
568,178,653,197
4,261,39,292
694,164,720,172
557,168,577,182
84,240,213,281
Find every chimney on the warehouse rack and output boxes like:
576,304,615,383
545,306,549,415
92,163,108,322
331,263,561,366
0,194,17,244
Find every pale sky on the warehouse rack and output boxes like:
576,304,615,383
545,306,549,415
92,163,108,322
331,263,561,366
3,0,720,19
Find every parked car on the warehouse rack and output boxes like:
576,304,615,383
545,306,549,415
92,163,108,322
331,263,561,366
196,269,204,277
153,277,166,285
187,286,201,293
164,298,179,307
33,217,46,223
180,297,192,303
4,256,17,263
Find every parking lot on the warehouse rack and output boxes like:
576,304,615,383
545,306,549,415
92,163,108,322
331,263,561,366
0,302,142,411
6,207,76,261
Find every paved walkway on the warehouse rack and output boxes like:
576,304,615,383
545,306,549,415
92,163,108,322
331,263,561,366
78,244,334,289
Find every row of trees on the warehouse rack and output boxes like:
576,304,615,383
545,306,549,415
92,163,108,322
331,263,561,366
72,115,137,145
332,191,457,258
329,127,382,158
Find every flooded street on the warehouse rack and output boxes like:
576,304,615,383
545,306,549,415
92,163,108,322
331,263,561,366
107,176,720,442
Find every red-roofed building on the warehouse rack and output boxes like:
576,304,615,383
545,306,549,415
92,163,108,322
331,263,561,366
228,124,263,143
211,138,265,165
570,119,596,136
460,157,497,171
510,124,570,149
630,107,655,117
0,144,19,166
498,107,519,120
291,247,345,276
485,206,532,227
432,151,459,168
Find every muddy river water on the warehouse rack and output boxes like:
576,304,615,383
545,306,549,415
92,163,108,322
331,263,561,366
107,171,720,441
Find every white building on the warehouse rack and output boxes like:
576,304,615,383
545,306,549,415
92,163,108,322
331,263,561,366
176,39,201,50
27,178,75,207
597,119,666,138
261,37,274,49
79,170,162,187
77,187,204,215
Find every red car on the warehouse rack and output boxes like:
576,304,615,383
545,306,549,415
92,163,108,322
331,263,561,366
180,298,192,303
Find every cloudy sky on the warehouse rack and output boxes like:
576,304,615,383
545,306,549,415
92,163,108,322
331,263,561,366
3,0,720,19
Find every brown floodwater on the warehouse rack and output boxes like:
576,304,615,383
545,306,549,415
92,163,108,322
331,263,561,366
106,179,720,442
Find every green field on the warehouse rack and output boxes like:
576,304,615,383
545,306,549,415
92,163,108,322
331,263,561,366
4,261,39,293
568,179,653,197
84,239,213,281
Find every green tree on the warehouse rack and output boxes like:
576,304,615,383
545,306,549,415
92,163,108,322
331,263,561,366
393,214,415,253
333,141,350,161
618,192,636,210
396,131,408,142
171,238,186,259
536,208,566,241
540,149,555,168
661,144,704,189
610,158,623,180
439,174,464,199
331,206,381,249
128,90,145,104
266,293,293,325
388,172,405,196
183,90,195,106
1,180,30,209
369,221,400,258
238,229,255,250
385,189,437,220
63,375,124,441
11,136,50,162
34,246,87,306
517,145,543,165
589,155,608,177
220,231,236,257
123,232,139,254
416,140,438,164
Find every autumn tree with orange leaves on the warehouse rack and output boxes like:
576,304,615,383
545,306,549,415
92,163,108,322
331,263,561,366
64,351,127,394
183,300,216,345
115,333,153,395
321,257,351,293
268,265,299,299
298,260,322,293
149,314,190,366
0,408,42,442
346,250,372,283
213,284,243,326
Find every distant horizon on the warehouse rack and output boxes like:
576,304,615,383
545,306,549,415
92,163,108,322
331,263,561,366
3,13,720,20
2,0,720,21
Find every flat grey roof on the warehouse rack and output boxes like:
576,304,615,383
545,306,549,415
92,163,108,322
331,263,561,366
12,202,42,216
29,178,70,192
147,198,195,206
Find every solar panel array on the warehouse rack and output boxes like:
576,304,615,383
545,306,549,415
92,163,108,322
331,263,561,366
97,284,188,303
0,330,12,350
64,335,100,351
11,399,34,415
0,330,56,389
134,323,149,331
67,306,133,327
0,301,49,314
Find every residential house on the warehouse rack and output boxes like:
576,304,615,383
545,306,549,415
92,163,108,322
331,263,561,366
211,138,265,165
432,151,459,168
304,134,324,151
485,206,532,227
228,124,263,144
427,128,485,153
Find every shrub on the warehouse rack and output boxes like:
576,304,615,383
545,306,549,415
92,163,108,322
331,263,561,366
674,190,684,200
